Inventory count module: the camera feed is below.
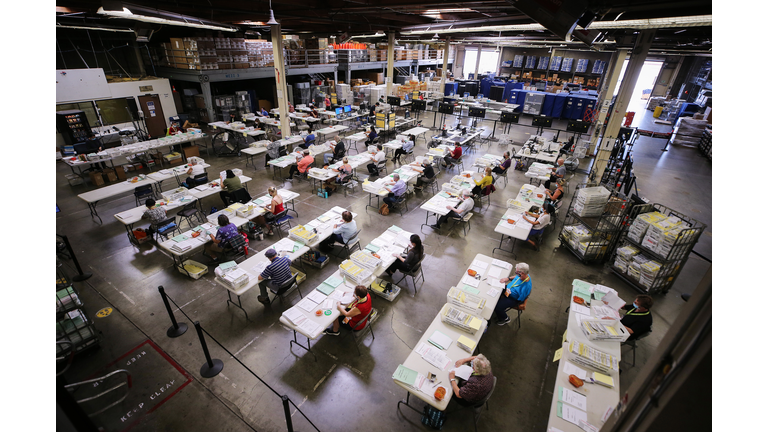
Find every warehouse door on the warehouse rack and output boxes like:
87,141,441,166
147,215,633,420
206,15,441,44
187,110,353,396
138,94,167,138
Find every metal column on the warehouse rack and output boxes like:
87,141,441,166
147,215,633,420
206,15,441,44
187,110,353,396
346,68,352,85
474,44,482,78
200,80,215,123
588,49,628,155
439,38,450,94
270,22,291,139
590,30,656,185
386,33,395,96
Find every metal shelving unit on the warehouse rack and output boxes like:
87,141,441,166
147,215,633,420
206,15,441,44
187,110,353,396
609,203,706,294
558,185,629,264
56,260,100,357
698,128,712,161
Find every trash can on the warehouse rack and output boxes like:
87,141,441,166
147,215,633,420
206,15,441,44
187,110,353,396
653,106,663,118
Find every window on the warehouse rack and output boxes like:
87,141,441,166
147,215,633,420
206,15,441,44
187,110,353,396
478,49,500,75
96,98,136,126
463,48,478,78
56,102,98,127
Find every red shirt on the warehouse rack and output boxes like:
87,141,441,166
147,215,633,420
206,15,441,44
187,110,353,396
451,146,462,159
348,294,372,329
297,155,314,173
272,199,285,214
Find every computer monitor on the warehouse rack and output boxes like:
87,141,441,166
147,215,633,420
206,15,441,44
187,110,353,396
532,116,553,128
468,107,486,118
411,100,426,112
343,105,351,113
438,102,454,115
335,107,342,116
500,112,519,123
566,120,590,133
387,96,401,106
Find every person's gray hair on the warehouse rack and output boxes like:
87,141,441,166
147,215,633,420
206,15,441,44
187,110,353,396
516,262,529,274
393,173,400,180
472,354,492,376
461,188,471,197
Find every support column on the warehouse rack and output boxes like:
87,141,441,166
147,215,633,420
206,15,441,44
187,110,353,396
439,38,450,94
270,22,291,139
133,41,147,77
346,68,351,85
386,33,395,96
588,49,628,154
590,30,656,185
200,80,214,123
474,45,482,78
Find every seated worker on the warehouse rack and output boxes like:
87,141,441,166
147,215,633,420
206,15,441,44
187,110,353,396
253,186,284,236
287,150,314,180
323,285,372,336
544,158,566,190
382,173,406,208
545,178,566,204
260,107,270,117
430,189,473,230
203,215,240,261
256,248,293,304
83,132,109,169
323,136,346,165
385,234,423,277
141,198,167,237
319,211,357,252
471,167,494,196
494,262,532,325
183,159,205,188
521,203,552,251
323,157,352,195
287,102,295,113
412,160,436,190
369,102,379,119
492,152,512,175
619,295,654,341
448,354,495,407
325,96,331,111
365,127,378,145
265,139,282,167
219,170,243,205
300,132,316,149
366,144,386,177
443,142,462,169
167,121,182,135
392,135,415,164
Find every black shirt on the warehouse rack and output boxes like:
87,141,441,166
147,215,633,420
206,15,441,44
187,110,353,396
620,305,652,341
84,137,102,153
423,164,435,179
333,142,345,158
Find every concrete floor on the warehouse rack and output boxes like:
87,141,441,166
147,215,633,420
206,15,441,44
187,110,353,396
56,104,712,432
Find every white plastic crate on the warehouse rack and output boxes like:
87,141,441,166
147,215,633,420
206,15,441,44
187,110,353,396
207,208,235,225
177,259,208,279
579,318,630,342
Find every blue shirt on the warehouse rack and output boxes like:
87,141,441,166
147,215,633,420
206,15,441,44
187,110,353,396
215,223,239,247
305,134,315,143
369,130,378,140
402,140,414,152
261,256,292,285
389,179,407,197
333,220,358,244
505,275,532,302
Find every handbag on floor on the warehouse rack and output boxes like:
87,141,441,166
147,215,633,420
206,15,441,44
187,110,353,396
379,203,389,215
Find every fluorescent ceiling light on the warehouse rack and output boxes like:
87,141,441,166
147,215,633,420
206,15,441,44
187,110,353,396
402,15,711,35
422,8,474,15
97,7,237,32
354,32,387,38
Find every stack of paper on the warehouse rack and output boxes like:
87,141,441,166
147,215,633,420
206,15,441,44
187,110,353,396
418,343,452,370
639,259,664,288
567,340,619,373
350,250,381,270
56,309,87,336
427,330,453,350
339,260,373,285
572,186,611,217
614,244,640,272
506,199,526,212
562,224,592,248
56,286,81,311
627,212,667,242
572,283,591,304
456,335,477,353
171,239,198,253
220,268,250,289
282,307,307,326
440,304,483,335
642,216,683,254
580,319,627,341
577,239,608,259
627,254,650,280
289,225,318,244
393,364,418,386
590,371,615,388
447,287,487,315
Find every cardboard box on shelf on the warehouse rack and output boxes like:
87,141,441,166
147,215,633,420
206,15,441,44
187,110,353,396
171,38,185,50
89,171,105,187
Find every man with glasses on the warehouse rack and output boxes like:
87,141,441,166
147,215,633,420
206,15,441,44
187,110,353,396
494,262,532,325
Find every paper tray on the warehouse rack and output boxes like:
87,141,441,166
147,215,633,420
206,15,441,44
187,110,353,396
580,318,630,342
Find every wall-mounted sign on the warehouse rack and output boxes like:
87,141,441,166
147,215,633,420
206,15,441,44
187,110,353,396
139,85,154,92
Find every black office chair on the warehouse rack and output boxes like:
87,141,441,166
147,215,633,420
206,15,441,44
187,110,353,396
341,308,377,356
192,173,208,186
220,234,248,263
177,202,202,230
389,195,408,216
622,327,652,367
268,210,293,238
229,188,252,205
394,255,425,295
134,185,155,206
267,273,301,305
329,229,362,259
155,217,179,241
448,376,497,432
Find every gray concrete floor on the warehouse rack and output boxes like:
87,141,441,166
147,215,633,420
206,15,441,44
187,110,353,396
56,104,712,432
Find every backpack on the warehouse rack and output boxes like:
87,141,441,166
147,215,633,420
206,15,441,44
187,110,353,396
421,405,446,430
379,203,389,215
514,159,526,171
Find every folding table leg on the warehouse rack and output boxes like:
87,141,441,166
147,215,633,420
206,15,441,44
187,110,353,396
226,292,249,319
289,330,317,361
396,392,424,415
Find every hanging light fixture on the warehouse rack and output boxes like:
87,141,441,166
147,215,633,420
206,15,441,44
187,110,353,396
266,0,278,25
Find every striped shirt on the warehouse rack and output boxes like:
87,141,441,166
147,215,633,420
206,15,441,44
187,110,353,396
261,256,292,285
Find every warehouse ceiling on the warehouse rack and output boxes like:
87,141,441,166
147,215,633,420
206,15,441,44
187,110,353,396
56,0,712,54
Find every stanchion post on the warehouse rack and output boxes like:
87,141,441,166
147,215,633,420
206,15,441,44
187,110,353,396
195,322,223,378
61,235,92,282
282,395,294,432
158,286,187,338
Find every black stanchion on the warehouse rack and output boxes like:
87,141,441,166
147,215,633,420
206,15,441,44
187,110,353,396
60,235,92,282
195,322,223,378
158,286,188,338
282,395,295,432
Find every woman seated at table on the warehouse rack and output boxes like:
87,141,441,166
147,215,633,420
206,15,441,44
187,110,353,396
319,211,357,252
365,127,378,145
141,198,167,237
448,354,495,407
203,214,240,261
392,135,416,164
265,139,282,168
545,178,565,204
492,152,512,175
323,157,352,195
412,160,436,190
471,167,494,196
323,285,372,336
219,170,243,205
385,234,423,278
253,187,284,236
521,203,553,251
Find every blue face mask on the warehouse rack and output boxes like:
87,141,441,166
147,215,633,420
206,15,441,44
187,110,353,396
633,302,640,309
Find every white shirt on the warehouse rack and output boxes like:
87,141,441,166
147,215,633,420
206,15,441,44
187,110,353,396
372,151,386,163
188,164,205,176
533,212,550,230
455,197,474,215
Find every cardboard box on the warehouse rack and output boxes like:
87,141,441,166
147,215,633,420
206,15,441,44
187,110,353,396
116,166,127,180
168,158,184,167
89,171,105,187
103,168,118,183
183,146,200,159
171,38,185,50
